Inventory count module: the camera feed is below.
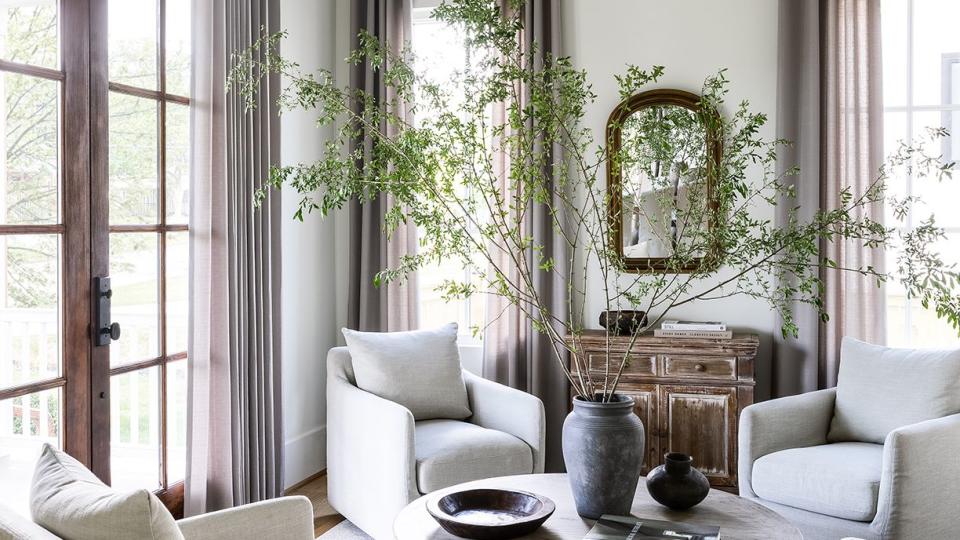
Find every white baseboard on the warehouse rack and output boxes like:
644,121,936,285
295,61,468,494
284,425,326,489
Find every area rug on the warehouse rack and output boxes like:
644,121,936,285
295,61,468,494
317,520,373,539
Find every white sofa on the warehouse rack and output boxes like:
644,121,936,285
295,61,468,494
739,340,960,540
0,496,314,540
326,346,545,540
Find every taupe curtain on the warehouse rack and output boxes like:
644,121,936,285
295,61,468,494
482,0,568,472
347,0,419,332
186,0,283,515
774,0,884,395
820,0,886,388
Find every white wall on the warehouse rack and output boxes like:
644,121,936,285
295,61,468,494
561,0,780,399
279,0,346,489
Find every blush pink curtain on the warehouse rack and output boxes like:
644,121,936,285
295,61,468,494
186,0,283,515
482,0,569,472
820,0,886,388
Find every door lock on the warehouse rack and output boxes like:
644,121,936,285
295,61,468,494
93,277,121,346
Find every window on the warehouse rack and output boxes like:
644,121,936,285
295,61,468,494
882,0,960,346
106,0,190,493
411,2,484,341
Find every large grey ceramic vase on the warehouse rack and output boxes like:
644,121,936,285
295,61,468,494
562,394,645,519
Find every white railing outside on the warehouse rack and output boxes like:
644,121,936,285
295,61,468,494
1,305,180,500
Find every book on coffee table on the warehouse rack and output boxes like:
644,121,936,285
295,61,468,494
584,514,721,540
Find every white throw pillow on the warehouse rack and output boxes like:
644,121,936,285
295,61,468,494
342,322,472,420
827,337,960,444
30,444,183,540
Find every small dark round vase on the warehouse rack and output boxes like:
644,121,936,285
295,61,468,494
562,394,645,519
645,453,710,510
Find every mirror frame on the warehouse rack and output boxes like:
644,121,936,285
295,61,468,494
606,88,721,273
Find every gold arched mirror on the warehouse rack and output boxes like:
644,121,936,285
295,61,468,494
607,89,721,273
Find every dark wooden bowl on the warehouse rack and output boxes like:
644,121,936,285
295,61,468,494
426,488,556,539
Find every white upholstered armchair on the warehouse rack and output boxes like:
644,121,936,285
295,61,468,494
326,346,546,540
739,339,960,540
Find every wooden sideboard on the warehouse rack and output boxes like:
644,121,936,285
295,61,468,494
566,330,758,489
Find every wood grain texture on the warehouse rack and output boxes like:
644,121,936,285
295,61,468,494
393,474,801,540
567,332,757,488
661,385,736,483
616,383,658,475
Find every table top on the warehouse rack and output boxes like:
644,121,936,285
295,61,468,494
393,473,802,540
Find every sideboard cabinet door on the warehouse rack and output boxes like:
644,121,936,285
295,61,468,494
659,385,738,487
615,383,658,475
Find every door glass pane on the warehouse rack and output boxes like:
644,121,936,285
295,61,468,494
0,0,59,69
110,367,160,491
109,92,158,225
3,72,60,225
0,387,61,516
165,231,187,354
108,0,158,90
165,0,190,97
0,235,60,390
110,233,159,366
165,359,186,483
165,103,189,224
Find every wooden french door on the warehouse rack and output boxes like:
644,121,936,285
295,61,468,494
0,0,189,514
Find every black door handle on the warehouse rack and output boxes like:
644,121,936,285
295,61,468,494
93,277,121,346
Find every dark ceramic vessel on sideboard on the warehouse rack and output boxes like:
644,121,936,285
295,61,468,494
598,310,648,336
645,452,710,510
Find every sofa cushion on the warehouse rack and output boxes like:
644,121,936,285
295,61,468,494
415,420,533,493
751,442,883,522
0,502,61,540
828,337,960,444
342,323,471,421
30,444,183,540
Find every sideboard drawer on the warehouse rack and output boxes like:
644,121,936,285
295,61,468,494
662,355,736,380
585,352,656,377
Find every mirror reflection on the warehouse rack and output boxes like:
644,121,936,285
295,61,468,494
609,90,716,272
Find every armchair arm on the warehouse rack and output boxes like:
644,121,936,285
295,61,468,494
738,388,836,498
176,496,313,540
871,413,960,539
326,348,418,540
463,371,546,473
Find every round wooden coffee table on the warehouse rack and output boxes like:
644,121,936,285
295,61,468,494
394,473,801,540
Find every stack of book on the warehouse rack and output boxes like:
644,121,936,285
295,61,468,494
654,320,731,339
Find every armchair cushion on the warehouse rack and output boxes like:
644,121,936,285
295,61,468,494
342,323,471,421
828,337,960,444
415,420,533,493
752,442,883,522
0,502,60,540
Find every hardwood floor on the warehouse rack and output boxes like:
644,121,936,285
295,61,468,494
286,471,345,537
